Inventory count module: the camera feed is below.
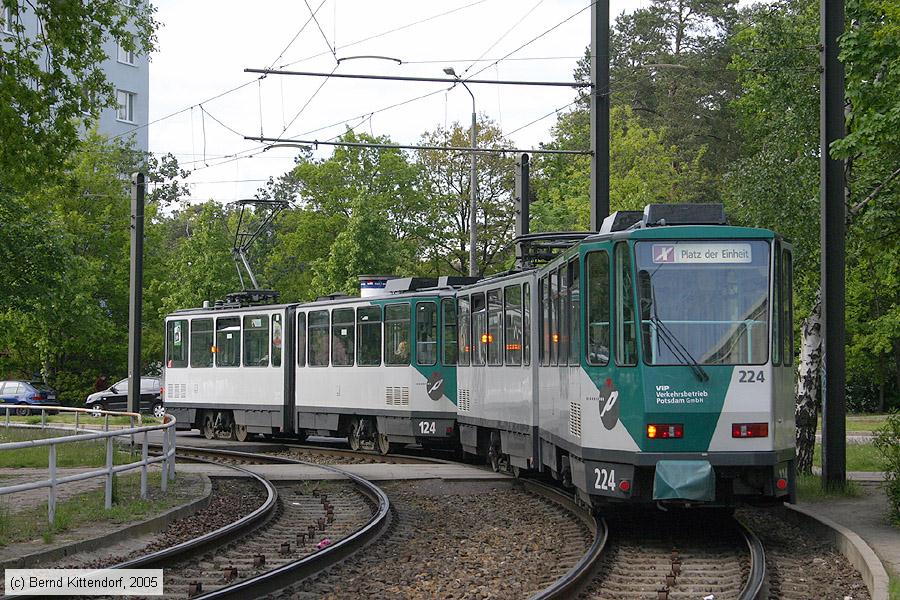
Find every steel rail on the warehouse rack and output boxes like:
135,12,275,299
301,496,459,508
113,453,278,569
141,445,392,600
735,516,768,600
522,480,608,600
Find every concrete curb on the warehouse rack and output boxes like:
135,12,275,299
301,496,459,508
0,474,212,570
784,503,890,600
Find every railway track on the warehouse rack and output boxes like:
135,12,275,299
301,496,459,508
110,446,391,599
580,508,766,600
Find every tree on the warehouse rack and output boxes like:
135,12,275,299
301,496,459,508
416,118,516,276
0,0,157,193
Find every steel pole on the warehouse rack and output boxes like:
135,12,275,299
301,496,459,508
820,0,846,490
590,0,610,230
469,103,477,277
127,173,145,414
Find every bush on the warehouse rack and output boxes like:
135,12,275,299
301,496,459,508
873,411,900,525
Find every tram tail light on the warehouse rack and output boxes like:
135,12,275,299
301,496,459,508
618,479,631,492
776,478,788,491
647,424,683,439
732,423,768,438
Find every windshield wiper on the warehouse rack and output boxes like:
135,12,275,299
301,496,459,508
648,283,710,382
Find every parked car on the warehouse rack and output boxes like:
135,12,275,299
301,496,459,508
0,381,59,416
85,377,164,417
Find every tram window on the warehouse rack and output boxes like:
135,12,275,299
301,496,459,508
772,245,782,367
243,315,269,367
541,275,550,366
558,265,568,366
384,303,411,366
296,312,306,367
357,306,381,366
472,293,487,366
332,308,355,367
487,290,503,366
308,310,329,367
166,319,188,368
586,251,610,366
215,317,241,367
569,257,581,366
416,302,438,366
523,282,531,366
190,318,213,368
442,298,458,366
783,250,793,365
550,270,559,366
272,314,282,367
614,243,638,366
458,296,471,367
504,284,522,365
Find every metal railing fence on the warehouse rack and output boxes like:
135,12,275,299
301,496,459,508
0,405,177,525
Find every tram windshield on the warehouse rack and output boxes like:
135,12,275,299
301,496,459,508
634,240,770,366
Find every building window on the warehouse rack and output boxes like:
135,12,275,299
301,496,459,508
2,6,13,34
117,43,136,65
116,89,135,123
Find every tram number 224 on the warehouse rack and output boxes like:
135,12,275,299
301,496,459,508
418,421,436,435
593,467,616,492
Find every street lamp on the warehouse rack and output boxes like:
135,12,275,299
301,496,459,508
444,67,478,277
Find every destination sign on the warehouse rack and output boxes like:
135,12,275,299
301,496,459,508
651,242,753,264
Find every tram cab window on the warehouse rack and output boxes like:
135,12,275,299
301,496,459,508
472,293,487,366
384,303,411,366
332,308,355,367
166,319,188,368
558,265,568,365
271,314,282,367
190,318,213,368
614,243,638,366
550,270,560,366
523,282,531,366
504,284,522,366
416,302,438,366
487,290,503,366
442,298,458,366
458,296,471,367
569,258,581,366
296,313,307,367
772,244,782,366
243,315,269,367
215,317,241,367
308,310,329,367
783,250,793,365
586,251,610,366
541,275,550,366
357,306,382,366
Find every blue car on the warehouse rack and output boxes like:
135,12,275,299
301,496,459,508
0,380,59,416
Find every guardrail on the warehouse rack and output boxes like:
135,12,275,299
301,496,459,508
0,405,177,525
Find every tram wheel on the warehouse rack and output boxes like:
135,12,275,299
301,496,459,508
234,423,249,442
348,419,361,451
376,432,392,456
202,415,215,440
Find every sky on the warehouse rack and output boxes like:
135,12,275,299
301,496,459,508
147,0,649,204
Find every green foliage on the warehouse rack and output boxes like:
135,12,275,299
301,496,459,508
795,474,862,501
874,412,900,524
0,0,157,194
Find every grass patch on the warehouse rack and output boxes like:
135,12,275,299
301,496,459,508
0,428,139,468
814,442,885,472
0,472,183,546
796,474,862,501
817,413,889,433
890,574,899,600
4,414,160,427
